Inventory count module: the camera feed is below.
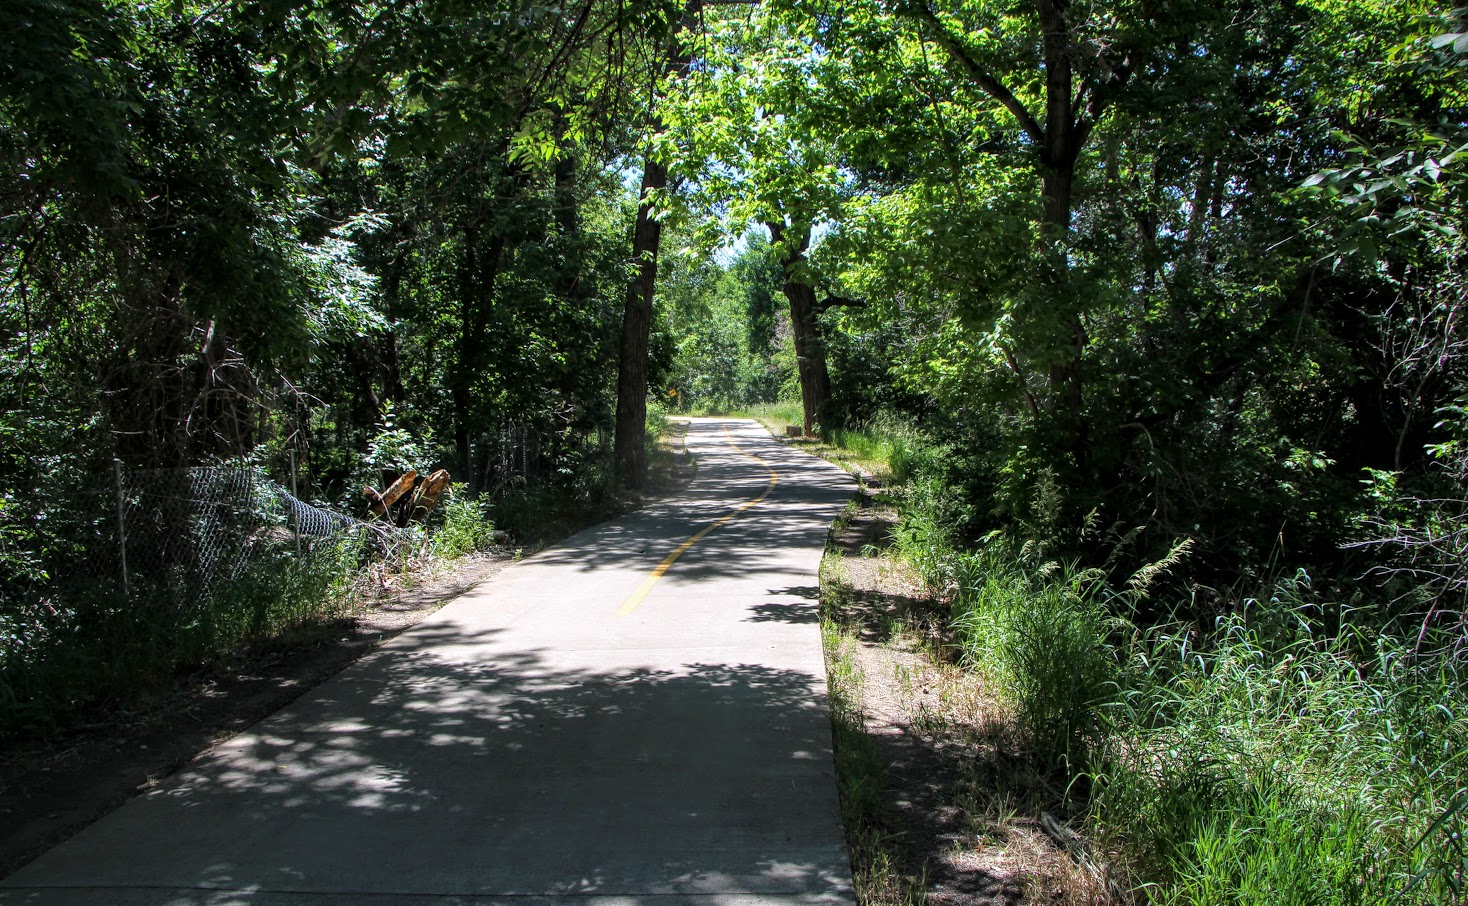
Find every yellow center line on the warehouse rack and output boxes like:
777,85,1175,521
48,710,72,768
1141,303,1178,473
614,426,780,617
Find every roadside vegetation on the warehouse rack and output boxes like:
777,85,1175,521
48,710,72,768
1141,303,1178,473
1,430,685,741
793,419,1467,905
0,488,493,740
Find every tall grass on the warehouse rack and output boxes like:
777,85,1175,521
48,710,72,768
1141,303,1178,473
942,545,1120,777
1094,608,1467,905
826,413,924,483
715,400,806,435
432,485,498,559
884,446,1466,902
923,535,1467,902
645,400,670,450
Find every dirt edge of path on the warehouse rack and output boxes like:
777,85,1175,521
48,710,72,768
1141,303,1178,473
0,552,514,880
821,486,1111,906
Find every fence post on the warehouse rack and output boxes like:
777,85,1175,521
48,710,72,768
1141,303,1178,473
289,450,301,557
113,458,130,597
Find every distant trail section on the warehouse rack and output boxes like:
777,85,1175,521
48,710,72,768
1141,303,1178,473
616,423,781,617
1,417,858,906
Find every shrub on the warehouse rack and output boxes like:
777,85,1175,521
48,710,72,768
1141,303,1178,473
949,545,1120,776
432,486,496,559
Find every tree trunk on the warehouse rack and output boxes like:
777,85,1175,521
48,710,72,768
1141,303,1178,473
614,157,667,489
1034,10,1086,472
1040,166,1075,237
1041,167,1081,403
613,0,702,489
785,278,831,437
450,224,507,491
1041,163,1087,474
766,221,831,437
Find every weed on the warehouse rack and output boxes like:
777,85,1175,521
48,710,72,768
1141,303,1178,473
1092,608,1468,904
432,485,497,559
0,530,365,739
947,546,1119,777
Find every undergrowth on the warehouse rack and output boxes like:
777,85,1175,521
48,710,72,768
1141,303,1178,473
432,485,499,559
826,426,1468,904
0,531,366,738
1,481,514,741
892,484,1467,904
946,548,1120,777
1094,608,1467,905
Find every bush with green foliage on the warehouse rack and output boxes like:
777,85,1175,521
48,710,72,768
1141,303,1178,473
431,486,497,560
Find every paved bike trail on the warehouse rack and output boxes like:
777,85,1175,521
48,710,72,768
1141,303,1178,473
0,418,857,905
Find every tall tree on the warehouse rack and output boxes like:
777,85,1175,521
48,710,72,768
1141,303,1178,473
615,0,703,489
764,221,832,435
891,0,1190,467
664,4,850,435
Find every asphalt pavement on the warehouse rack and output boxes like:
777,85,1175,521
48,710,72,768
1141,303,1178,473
0,418,858,905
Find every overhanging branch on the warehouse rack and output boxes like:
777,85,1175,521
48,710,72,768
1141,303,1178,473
904,2,1045,145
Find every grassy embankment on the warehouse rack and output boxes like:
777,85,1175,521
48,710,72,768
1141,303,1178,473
755,413,1466,906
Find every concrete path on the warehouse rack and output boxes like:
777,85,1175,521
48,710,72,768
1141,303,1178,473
1,418,857,906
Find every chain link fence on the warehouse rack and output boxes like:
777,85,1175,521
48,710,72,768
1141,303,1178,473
112,463,362,601
477,422,544,495
7,419,556,612
1,420,581,735
47,421,553,604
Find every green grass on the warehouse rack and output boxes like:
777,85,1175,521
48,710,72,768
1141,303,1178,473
708,400,805,437
1093,609,1467,905
431,485,498,559
928,537,1468,904
825,414,923,485
693,404,923,489
805,416,1468,903
944,546,1120,778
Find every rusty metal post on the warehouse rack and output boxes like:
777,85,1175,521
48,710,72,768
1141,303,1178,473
113,458,130,597
289,450,301,557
